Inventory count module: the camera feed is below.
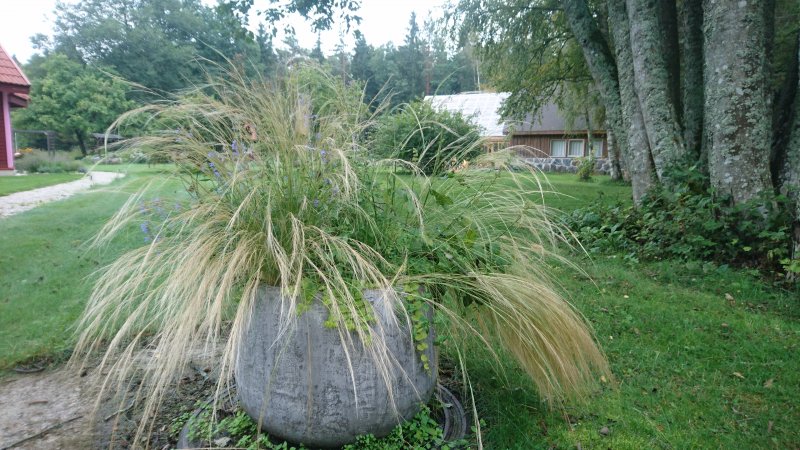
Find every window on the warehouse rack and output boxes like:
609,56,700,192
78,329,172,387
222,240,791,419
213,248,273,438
550,140,566,157
591,139,604,157
568,139,584,157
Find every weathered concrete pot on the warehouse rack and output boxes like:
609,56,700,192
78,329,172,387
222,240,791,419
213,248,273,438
235,286,437,448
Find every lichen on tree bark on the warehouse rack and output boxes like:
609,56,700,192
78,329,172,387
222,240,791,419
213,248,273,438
608,0,654,204
703,0,773,204
626,0,687,184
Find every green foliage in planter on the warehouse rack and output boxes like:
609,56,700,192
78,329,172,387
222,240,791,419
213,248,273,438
371,100,482,174
73,64,609,443
565,172,795,277
175,400,463,450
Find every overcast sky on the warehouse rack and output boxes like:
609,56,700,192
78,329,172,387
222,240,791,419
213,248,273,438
0,0,448,63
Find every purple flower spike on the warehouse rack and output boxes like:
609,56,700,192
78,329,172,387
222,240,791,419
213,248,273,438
208,162,221,179
313,199,320,208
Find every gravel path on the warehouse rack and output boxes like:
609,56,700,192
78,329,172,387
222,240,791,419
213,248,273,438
0,172,125,218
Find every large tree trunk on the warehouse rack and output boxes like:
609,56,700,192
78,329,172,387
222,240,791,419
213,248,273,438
608,0,654,204
626,0,687,185
563,0,625,181
703,0,773,204
678,0,704,161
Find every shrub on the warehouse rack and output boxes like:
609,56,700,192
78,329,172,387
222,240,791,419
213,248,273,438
371,101,482,174
576,156,595,181
565,182,795,276
14,149,84,173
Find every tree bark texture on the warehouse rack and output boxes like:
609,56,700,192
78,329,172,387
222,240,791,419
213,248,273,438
626,0,688,185
606,130,626,180
703,0,773,204
608,0,654,204
564,0,625,180
678,0,704,160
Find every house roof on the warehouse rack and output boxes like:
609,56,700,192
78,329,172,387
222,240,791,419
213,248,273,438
507,102,602,134
425,92,509,138
9,93,29,107
0,44,30,89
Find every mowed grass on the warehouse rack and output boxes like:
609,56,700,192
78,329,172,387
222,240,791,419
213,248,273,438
0,173,83,196
0,164,180,370
524,172,632,211
456,258,799,448
1,166,798,448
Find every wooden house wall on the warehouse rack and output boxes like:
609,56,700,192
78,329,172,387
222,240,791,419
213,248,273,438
0,94,8,170
509,133,608,158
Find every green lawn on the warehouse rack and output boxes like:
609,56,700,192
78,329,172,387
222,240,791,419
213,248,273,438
535,172,632,211
459,258,799,448
1,166,797,448
0,173,83,196
0,163,181,369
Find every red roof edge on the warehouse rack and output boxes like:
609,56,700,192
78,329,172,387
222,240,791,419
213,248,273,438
0,43,31,87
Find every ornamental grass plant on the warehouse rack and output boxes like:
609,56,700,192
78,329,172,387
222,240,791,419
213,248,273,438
72,64,609,444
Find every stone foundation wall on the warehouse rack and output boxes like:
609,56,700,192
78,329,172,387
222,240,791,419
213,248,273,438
521,157,611,174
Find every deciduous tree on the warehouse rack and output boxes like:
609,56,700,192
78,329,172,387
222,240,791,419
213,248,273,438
14,54,134,155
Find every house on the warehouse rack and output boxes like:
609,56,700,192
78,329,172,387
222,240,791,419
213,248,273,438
0,44,30,174
424,92,509,152
426,92,613,174
507,101,612,173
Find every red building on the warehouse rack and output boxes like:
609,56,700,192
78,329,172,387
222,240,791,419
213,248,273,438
0,44,30,174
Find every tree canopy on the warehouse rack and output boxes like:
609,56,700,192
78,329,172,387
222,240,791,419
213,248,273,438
42,0,264,94
13,54,134,155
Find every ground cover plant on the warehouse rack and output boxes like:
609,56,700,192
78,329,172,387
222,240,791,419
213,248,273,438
565,173,799,278
70,65,608,445
1,165,799,448
0,173,83,196
174,398,466,449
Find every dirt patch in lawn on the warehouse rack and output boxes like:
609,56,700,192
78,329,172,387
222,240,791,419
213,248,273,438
0,369,97,450
0,349,220,450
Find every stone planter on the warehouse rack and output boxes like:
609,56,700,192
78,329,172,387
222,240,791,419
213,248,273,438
235,286,437,448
